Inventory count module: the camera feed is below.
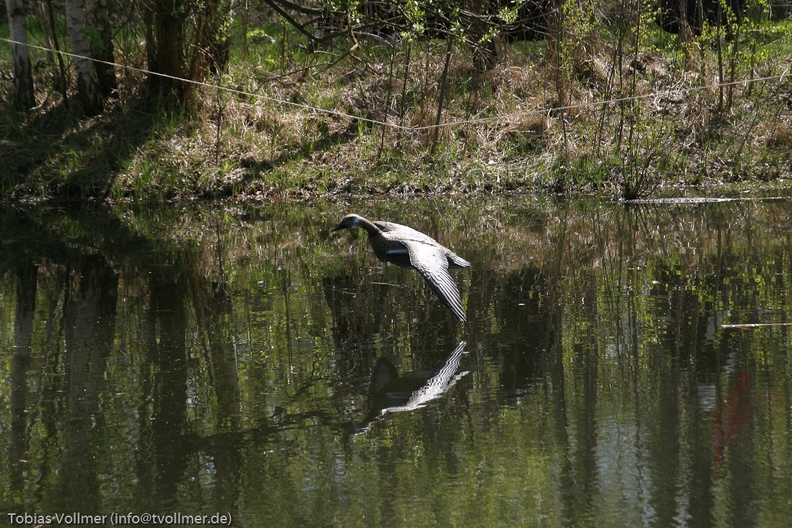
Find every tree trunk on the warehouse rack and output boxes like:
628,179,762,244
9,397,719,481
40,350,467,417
547,0,569,107
144,0,187,106
144,0,231,109
5,0,36,109
36,0,69,102
84,0,117,97
185,0,230,106
65,0,104,115
464,0,497,71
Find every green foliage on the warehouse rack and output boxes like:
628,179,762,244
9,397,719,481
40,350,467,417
1,0,791,202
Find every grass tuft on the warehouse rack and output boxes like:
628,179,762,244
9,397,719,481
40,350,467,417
1,14,791,203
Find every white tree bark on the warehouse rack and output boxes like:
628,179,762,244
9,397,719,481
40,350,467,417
5,0,35,108
65,0,103,115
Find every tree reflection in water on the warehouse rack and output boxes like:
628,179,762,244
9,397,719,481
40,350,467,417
0,196,790,527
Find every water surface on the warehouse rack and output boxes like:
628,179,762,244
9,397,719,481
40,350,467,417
1,195,791,527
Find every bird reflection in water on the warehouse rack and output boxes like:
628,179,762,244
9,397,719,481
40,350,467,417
343,341,468,435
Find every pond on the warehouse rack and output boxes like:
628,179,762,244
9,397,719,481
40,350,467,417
1,194,791,527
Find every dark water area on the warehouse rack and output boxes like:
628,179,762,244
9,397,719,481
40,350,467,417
1,194,791,527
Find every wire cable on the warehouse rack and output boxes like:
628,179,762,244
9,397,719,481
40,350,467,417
2,36,789,132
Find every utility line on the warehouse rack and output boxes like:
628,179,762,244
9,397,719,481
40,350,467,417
1,36,789,132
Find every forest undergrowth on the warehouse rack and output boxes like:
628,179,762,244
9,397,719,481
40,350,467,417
1,7,791,203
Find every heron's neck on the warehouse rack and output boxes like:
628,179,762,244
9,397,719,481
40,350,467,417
356,216,381,236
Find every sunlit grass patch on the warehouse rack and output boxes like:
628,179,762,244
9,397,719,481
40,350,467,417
2,10,791,203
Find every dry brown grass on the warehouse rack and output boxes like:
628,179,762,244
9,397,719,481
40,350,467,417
2,16,791,202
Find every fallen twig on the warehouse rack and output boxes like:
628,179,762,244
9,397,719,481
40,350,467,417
721,322,792,329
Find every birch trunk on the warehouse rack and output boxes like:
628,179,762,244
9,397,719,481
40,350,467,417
65,0,103,115
5,0,35,109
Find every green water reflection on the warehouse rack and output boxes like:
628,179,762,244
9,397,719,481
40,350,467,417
1,196,791,527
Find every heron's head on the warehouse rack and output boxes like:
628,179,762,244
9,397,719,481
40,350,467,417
331,214,362,232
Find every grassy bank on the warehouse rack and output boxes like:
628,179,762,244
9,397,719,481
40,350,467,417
2,14,792,203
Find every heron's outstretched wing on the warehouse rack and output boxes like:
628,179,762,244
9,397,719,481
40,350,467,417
403,240,466,322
